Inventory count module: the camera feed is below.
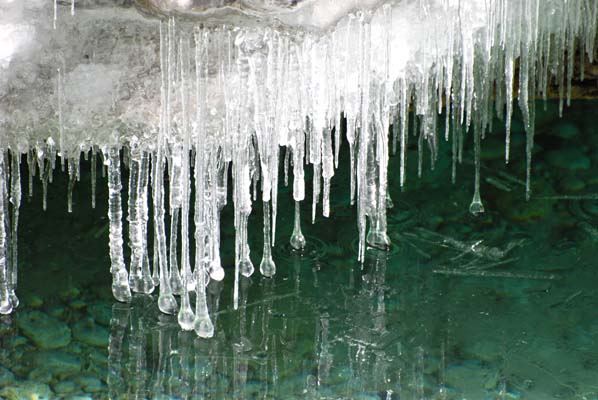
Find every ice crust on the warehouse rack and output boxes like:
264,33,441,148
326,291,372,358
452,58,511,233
0,0,596,336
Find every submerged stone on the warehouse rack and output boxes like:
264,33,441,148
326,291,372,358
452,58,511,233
29,350,82,379
0,381,54,400
87,303,112,326
52,380,79,395
545,148,591,170
0,366,15,387
550,122,581,139
75,375,105,393
17,310,71,349
72,317,109,347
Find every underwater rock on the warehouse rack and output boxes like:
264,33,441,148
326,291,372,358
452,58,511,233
559,176,586,192
59,287,81,302
463,339,503,364
0,366,15,387
545,148,591,170
69,299,87,310
22,293,44,309
87,303,112,326
12,335,27,347
17,310,72,349
52,380,79,395
72,317,109,347
75,375,105,393
0,381,54,400
550,122,581,139
444,362,488,397
30,350,82,379
27,367,53,383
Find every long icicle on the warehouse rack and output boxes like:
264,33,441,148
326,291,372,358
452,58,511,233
104,147,131,303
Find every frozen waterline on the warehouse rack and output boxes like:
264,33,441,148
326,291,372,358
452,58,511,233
0,0,596,337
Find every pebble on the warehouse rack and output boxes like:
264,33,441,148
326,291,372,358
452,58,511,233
48,304,67,320
464,339,503,364
59,286,81,302
545,148,591,170
445,361,488,397
75,375,105,393
0,381,54,400
88,349,108,369
17,310,72,349
72,317,109,347
550,122,580,139
52,380,79,395
88,303,112,326
13,335,28,347
29,349,82,379
69,299,87,310
23,293,44,308
0,366,15,386
559,176,586,192
27,367,53,383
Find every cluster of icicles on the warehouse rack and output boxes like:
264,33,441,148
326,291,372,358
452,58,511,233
1,0,597,338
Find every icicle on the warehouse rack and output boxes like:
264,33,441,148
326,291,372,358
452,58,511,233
27,150,35,200
127,146,154,294
169,209,183,295
356,14,372,263
283,147,290,187
290,201,306,251
91,148,96,209
177,167,195,331
8,153,20,309
53,0,57,30
208,161,226,282
259,201,276,277
57,67,64,161
0,152,11,315
103,147,131,303
70,0,75,16
67,157,77,213
155,21,177,315
469,127,484,215
151,234,159,287
398,79,408,188
504,55,514,163
41,159,49,211
193,261,214,338
238,215,254,278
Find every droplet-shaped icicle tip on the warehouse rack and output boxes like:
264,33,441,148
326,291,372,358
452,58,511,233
158,294,178,315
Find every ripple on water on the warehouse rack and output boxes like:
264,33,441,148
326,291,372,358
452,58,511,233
273,234,328,263
568,198,598,220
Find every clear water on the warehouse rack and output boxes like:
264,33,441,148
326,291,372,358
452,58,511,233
0,100,597,399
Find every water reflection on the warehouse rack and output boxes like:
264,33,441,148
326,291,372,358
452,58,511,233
103,224,598,400
105,249,436,399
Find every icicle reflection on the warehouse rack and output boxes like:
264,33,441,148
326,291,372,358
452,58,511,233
105,250,440,399
1,0,597,343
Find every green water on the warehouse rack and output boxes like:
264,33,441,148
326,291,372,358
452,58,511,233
0,100,597,399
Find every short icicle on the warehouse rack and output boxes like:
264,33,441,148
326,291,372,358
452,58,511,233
259,201,276,277
290,201,306,251
469,127,485,215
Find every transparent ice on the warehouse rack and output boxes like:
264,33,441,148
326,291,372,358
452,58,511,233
0,0,596,339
